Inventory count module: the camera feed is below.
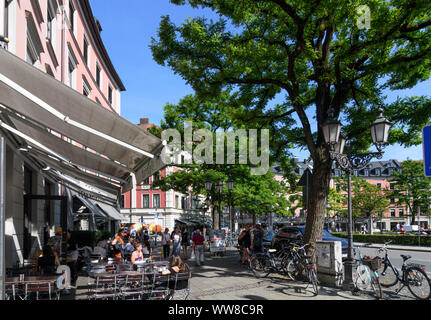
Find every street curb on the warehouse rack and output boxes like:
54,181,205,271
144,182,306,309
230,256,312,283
354,243,431,253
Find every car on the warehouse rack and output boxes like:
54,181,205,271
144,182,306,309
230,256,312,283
272,225,349,259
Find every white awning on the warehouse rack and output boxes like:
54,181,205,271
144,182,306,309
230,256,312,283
94,201,125,221
0,48,165,193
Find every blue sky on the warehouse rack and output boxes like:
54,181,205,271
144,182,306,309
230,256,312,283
90,0,428,162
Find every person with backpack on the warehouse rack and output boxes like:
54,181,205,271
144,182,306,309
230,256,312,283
252,224,265,254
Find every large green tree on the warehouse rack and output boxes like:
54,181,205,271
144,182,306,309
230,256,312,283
151,0,431,253
152,94,293,229
391,160,431,225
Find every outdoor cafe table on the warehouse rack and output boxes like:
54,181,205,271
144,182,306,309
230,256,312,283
6,275,59,285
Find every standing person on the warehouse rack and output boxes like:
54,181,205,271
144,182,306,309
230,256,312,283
252,224,265,254
192,228,205,266
111,229,125,260
162,228,171,259
142,226,151,255
123,238,135,262
181,227,190,260
238,225,251,265
171,227,182,256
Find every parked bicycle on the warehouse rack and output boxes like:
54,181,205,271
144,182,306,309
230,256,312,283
352,244,382,299
249,245,291,278
285,243,319,296
377,241,431,300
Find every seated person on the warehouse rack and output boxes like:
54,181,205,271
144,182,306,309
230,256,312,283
38,244,60,275
124,238,135,262
131,243,144,265
92,241,107,259
162,254,190,295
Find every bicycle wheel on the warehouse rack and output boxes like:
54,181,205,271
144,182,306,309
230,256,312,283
250,255,271,278
406,267,431,300
308,268,319,296
355,264,372,291
370,274,383,300
286,260,303,281
378,262,398,287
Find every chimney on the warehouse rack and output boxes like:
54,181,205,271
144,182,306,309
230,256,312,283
139,118,149,125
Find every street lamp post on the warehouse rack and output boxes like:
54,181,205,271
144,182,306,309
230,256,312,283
322,108,392,291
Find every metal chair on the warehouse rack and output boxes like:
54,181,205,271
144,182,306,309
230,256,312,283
170,270,191,300
119,273,145,300
117,264,132,272
24,282,56,300
88,274,118,300
5,283,16,300
148,273,171,300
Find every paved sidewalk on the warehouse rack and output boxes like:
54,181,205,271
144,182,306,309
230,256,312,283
67,245,418,300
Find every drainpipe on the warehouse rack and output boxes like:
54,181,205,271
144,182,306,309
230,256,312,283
0,135,6,300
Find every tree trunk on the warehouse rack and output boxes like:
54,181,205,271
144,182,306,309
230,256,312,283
304,146,333,256
213,206,220,230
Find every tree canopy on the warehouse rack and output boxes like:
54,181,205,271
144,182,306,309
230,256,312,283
151,0,431,248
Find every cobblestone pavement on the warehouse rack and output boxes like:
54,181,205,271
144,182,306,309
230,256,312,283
67,246,418,301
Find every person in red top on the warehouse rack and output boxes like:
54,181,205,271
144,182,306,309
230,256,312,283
192,229,205,266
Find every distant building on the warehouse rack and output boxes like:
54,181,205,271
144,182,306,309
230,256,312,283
121,118,211,231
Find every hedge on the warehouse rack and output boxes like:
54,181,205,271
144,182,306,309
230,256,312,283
71,230,114,248
332,232,431,246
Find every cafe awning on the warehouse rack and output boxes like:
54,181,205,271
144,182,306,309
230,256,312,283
94,201,125,221
0,48,166,193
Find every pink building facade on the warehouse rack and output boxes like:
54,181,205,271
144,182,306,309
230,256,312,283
0,0,125,266
1,0,124,113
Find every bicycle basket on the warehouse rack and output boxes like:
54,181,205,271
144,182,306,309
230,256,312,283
362,256,382,270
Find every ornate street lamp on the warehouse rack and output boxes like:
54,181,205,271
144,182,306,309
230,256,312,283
205,176,213,192
322,107,392,292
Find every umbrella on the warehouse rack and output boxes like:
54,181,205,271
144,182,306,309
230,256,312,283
149,223,162,233
132,223,144,233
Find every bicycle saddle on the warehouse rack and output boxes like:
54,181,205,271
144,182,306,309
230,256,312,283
400,255,411,261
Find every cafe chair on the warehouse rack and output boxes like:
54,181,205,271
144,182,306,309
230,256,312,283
5,283,17,300
119,273,145,300
88,274,118,300
148,273,171,300
117,264,132,272
24,282,56,300
170,270,191,300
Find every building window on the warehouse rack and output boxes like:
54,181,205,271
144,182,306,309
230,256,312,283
3,0,10,39
399,208,404,217
175,195,179,209
364,170,369,177
121,195,125,208
26,42,38,65
390,208,396,217
142,194,149,208
108,85,113,105
69,1,75,35
83,36,89,66
68,60,75,88
96,64,101,88
181,197,186,209
375,169,381,176
334,170,340,177
153,194,160,208
376,183,382,188
82,77,91,97
142,177,150,185
390,183,395,190
68,45,78,89
353,170,358,176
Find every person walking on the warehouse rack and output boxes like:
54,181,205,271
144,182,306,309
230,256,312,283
171,227,182,256
192,228,205,266
162,228,171,259
181,227,190,260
